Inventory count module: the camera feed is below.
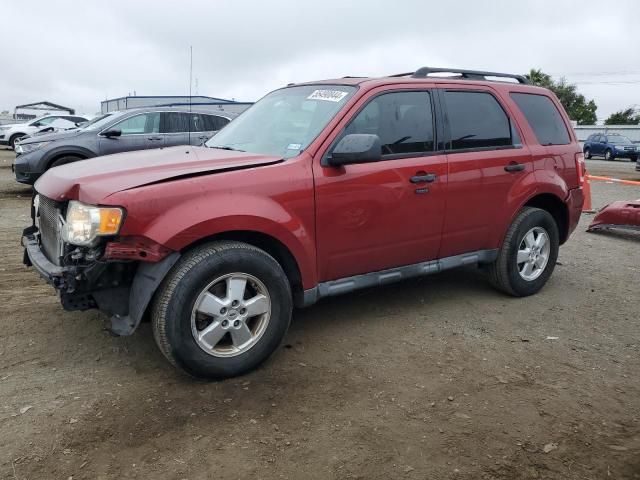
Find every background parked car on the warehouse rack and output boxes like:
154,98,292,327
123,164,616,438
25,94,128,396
13,107,235,184
583,133,638,162
0,115,88,149
20,113,115,141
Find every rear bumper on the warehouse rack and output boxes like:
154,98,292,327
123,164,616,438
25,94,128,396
566,187,584,240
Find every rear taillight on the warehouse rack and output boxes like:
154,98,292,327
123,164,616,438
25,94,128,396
575,152,586,186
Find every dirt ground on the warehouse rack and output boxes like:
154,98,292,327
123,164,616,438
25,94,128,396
0,148,639,480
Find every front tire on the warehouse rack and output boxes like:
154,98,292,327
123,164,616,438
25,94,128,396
152,241,292,379
584,147,592,159
604,149,613,161
488,207,559,297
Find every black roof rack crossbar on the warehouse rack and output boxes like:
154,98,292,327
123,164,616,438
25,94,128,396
409,67,529,84
388,72,415,78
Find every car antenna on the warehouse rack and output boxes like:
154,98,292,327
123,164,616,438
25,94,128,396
188,45,193,146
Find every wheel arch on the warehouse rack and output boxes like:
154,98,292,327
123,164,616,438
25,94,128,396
523,193,569,244
181,230,306,308
9,132,26,144
45,147,94,170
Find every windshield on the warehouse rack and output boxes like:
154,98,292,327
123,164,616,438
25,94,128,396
79,113,112,129
607,135,633,145
83,111,127,131
206,85,357,158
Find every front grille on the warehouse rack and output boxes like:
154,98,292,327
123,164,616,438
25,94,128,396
37,195,63,265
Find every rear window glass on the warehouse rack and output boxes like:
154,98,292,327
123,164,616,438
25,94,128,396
444,91,513,150
510,93,570,145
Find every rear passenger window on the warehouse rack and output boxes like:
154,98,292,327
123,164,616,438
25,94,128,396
163,112,190,133
444,91,513,150
510,93,570,146
344,91,434,156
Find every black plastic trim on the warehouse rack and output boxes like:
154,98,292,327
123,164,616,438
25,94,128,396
301,249,498,307
410,67,528,84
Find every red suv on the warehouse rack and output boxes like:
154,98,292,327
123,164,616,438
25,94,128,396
23,67,585,379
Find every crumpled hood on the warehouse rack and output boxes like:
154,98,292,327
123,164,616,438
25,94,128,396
21,128,84,143
35,146,283,204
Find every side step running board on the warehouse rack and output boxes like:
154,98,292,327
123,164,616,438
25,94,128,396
301,249,498,307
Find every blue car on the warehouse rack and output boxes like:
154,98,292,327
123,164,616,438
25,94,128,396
583,133,638,162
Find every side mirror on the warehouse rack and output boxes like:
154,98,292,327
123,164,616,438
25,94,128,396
326,134,382,166
102,128,122,138
32,121,43,127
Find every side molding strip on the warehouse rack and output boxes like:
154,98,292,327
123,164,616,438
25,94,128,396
301,249,498,307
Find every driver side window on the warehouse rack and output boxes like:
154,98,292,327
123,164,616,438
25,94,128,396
112,113,160,135
344,91,435,156
33,117,57,126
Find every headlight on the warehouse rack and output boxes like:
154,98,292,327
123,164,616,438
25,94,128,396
0,126,9,131
15,141,50,154
61,201,124,246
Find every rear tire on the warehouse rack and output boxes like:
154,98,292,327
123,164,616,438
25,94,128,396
584,147,592,159
152,241,292,379
487,207,559,297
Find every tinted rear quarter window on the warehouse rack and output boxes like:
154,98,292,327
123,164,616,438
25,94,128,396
200,114,229,131
510,93,570,145
444,91,513,150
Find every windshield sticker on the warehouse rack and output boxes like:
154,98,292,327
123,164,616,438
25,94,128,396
286,143,302,151
307,89,349,102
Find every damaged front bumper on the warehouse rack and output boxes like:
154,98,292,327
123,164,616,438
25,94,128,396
22,227,74,289
22,227,180,335
587,200,640,233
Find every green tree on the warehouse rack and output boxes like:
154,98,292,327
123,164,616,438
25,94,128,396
604,107,640,125
525,69,598,125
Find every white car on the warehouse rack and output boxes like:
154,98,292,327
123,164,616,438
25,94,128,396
0,114,88,149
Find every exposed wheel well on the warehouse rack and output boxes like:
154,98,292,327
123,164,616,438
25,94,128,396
524,194,569,244
47,153,86,169
9,133,25,145
183,231,305,307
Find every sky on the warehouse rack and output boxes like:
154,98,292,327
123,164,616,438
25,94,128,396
2,0,639,123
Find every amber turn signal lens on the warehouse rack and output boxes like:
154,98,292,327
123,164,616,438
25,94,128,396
98,208,124,235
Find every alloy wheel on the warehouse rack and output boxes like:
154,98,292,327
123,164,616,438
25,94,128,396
516,227,551,281
191,273,271,357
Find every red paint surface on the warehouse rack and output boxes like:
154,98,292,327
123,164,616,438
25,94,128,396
589,200,640,231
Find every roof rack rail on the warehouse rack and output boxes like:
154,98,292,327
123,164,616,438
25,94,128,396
409,67,529,84
388,72,414,78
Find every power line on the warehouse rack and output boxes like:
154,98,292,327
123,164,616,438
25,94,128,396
550,70,640,77
573,80,640,85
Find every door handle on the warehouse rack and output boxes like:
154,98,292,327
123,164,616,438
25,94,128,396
147,136,162,141
410,173,437,183
504,163,525,173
